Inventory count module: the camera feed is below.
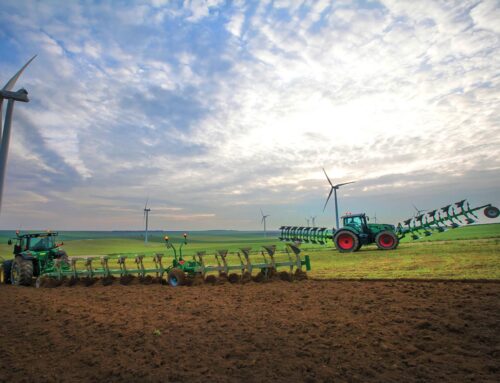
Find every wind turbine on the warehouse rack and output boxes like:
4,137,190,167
260,209,269,237
306,218,310,226
322,168,355,229
412,204,426,217
370,213,377,223
311,216,317,227
143,199,151,244
0,55,36,215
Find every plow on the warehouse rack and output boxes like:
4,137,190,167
1,232,311,287
279,199,499,252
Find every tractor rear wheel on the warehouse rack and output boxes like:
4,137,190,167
1,260,12,284
334,230,359,253
168,268,186,287
375,231,399,250
11,256,33,286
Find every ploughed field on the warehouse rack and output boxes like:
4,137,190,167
0,280,499,383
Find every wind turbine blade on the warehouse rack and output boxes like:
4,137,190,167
336,181,355,187
323,188,333,211
412,204,418,212
322,168,334,187
2,55,37,91
144,197,149,210
260,208,264,217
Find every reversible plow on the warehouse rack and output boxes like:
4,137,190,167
396,200,499,240
279,199,499,253
1,232,311,287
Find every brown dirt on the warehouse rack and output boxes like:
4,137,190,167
0,280,499,383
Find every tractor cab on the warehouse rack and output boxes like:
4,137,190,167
342,213,369,232
10,232,61,255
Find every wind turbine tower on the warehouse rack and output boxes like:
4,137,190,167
306,218,310,226
260,209,270,237
144,199,151,244
0,55,36,215
322,168,356,229
311,216,317,227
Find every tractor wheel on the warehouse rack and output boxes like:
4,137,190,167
1,260,12,284
375,231,399,250
484,206,500,219
167,268,186,287
333,230,359,253
11,256,33,286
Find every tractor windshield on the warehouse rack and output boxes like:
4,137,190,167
343,216,366,229
29,236,55,251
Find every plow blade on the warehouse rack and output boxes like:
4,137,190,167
279,226,332,245
396,200,499,240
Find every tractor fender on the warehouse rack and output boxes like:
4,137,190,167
18,252,36,261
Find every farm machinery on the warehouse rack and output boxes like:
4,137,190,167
279,199,499,253
0,231,69,286
1,232,311,287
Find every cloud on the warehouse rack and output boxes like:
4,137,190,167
0,0,499,230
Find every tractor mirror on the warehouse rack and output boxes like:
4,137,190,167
7,240,12,245
367,217,370,221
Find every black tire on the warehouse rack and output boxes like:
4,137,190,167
11,256,34,286
167,268,186,287
354,242,363,252
1,260,13,284
484,206,500,219
333,230,359,253
375,231,399,250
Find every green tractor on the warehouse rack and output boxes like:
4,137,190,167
331,213,398,252
279,213,398,253
1,231,69,286
279,199,499,253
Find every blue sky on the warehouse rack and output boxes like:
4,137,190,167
0,0,499,230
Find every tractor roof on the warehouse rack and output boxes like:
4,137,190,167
15,232,59,239
341,213,366,218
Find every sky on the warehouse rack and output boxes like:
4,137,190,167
0,0,499,231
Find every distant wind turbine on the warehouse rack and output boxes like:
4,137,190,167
322,168,356,229
412,204,426,217
144,198,151,244
260,209,270,237
306,218,310,226
311,216,317,227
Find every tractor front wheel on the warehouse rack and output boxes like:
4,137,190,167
334,230,359,253
375,231,399,250
11,256,33,286
167,268,186,287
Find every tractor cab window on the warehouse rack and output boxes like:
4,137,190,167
343,215,366,229
29,236,54,251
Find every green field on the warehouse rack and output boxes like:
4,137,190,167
1,224,499,280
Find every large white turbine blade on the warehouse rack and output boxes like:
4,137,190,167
323,187,333,211
144,197,149,210
322,168,334,187
2,55,37,92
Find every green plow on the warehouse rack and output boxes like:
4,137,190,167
278,226,332,244
35,234,311,287
396,199,499,240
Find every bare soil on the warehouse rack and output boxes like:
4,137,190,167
0,280,499,382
